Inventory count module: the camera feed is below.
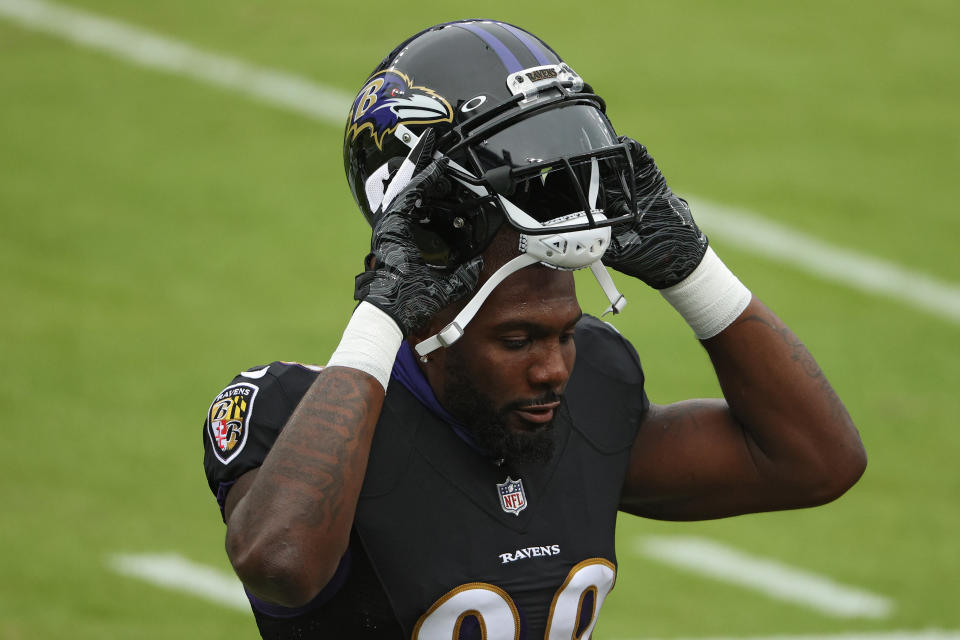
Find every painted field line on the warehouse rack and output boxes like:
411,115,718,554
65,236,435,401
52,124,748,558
638,536,893,619
614,632,960,640
108,552,249,612
3,0,960,327
694,202,960,324
0,0,352,122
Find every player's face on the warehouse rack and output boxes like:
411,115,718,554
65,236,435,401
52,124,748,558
422,264,581,463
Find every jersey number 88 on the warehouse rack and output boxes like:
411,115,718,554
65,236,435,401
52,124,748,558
412,559,617,639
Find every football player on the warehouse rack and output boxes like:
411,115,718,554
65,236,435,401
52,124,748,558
202,20,866,639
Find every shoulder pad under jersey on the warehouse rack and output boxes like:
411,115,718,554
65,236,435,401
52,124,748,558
201,361,323,517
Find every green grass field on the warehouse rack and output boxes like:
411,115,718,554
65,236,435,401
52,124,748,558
2,1,958,638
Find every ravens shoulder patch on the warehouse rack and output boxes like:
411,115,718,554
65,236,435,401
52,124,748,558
206,382,259,465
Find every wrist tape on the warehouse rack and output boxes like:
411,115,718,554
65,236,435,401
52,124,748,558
326,301,403,391
660,247,752,339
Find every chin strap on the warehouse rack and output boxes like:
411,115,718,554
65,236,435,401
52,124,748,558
414,255,626,357
415,254,538,357
592,260,628,316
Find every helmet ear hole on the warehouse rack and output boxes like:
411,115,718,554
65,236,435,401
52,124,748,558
410,224,455,267
484,166,514,196
409,196,505,269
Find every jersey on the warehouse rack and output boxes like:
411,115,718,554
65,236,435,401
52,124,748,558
202,315,650,639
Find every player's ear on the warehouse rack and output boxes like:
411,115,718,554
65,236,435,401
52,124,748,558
409,312,446,346
408,298,463,354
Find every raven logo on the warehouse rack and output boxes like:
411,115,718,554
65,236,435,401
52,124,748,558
206,382,258,465
347,70,453,150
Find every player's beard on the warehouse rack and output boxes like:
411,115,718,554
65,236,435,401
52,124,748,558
440,351,557,464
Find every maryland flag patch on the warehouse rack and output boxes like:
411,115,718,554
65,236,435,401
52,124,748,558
207,382,258,464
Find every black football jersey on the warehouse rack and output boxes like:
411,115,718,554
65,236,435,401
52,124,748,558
202,315,649,639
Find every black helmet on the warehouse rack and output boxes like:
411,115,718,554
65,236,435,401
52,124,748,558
343,20,640,270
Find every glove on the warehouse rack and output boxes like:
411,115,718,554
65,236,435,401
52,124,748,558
354,130,483,336
602,137,708,289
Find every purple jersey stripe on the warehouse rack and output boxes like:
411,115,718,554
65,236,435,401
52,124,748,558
214,479,235,521
497,22,553,66
455,22,523,73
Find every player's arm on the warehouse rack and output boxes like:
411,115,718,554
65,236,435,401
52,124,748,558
222,366,384,607
603,138,866,519
620,296,865,519
221,131,482,607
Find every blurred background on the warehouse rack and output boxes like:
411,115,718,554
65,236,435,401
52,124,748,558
1,1,958,638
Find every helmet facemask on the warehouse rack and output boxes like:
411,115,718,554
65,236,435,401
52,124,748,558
343,23,642,355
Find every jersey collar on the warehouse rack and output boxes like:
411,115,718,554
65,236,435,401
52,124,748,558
391,341,491,457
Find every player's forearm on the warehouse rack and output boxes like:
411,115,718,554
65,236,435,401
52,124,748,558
225,367,382,607
703,298,866,502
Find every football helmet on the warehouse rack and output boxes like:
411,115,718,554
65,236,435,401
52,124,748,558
343,20,641,354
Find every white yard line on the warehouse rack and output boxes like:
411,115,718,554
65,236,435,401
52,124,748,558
638,536,893,619
110,552,952,640
108,552,250,612
3,0,960,328
0,0,352,121
694,203,960,324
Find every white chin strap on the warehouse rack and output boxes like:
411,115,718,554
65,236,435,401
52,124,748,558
414,205,628,357
414,252,627,357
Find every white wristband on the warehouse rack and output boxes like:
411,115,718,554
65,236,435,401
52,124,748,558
326,301,403,392
659,247,752,340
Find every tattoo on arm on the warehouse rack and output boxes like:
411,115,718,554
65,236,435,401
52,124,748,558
260,370,376,528
737,310,847,421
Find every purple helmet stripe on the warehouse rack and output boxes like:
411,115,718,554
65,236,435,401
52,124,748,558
455,22,523,73
497,22,553,66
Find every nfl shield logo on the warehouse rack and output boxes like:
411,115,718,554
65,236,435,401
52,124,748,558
497,477,527,516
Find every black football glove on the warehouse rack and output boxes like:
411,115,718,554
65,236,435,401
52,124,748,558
354,130,483,336
603,137,708,289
